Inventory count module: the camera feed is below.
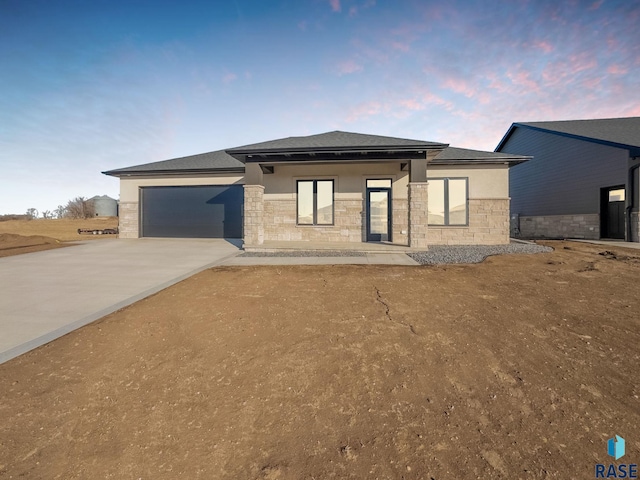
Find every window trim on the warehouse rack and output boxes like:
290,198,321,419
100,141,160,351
427,177,469,226
296,179,335,226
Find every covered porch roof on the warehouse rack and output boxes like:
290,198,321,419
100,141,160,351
226,130,448,164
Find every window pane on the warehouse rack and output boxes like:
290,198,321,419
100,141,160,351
367,179,392,188
369,190,389,235
609,189,625,202
448,179,467,225
297,181,314,224
428,179,445,225
316,180,334,224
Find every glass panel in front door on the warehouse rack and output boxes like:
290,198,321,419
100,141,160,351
369,191,389,239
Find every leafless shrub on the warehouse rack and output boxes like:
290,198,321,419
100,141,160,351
64,197,95,219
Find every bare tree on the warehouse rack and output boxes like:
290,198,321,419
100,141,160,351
64,197,95,219
41,210,54,219
26,208,38,220
54,205,67,219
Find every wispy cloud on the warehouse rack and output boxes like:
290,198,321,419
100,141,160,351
607,64,628,75
329,0,341,13
345,100,381,122
531,40,554,53
335,59,363,76
222,72,238,84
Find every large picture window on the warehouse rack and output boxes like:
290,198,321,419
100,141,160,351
297,180,334,225
428,178,468,226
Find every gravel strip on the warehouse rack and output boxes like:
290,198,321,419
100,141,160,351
408,243,553,265
239,250,366,257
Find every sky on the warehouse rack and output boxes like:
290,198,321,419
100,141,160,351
1,0,639,215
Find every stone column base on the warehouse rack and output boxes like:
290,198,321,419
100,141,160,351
408,182,429,249
243,185,264,246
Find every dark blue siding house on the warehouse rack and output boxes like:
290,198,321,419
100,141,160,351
496,117,640,242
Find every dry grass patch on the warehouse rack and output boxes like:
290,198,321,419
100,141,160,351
0,218,119,257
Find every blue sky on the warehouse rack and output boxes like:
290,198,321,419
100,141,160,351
1,0,639,214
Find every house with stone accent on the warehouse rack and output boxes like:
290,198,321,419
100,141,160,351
496,117,640,242
103,131,528,250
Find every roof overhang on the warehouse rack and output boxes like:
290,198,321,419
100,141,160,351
430,157,530,166
226,144,448,164
102,167,245,178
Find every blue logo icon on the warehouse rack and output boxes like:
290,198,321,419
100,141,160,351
608,436,626,460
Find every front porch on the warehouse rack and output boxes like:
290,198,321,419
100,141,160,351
242,240,424,253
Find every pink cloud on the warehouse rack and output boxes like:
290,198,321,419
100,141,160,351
589,0,604,10
335,59,363,76
390,41,410,52
506,69,540,92
297,20,307,31
623,104,640,116
222,72,238,84
329,0,341,12
607,64,628,75
532,40,554,53
568,53,597,73
349,6,358,16
345,100,381,122
398,99,425,111
442,77,476,98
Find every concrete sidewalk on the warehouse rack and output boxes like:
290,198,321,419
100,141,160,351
568,239,640,250
0,238,240,364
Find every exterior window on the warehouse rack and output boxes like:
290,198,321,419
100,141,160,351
428,178,468,226
297,180,334,225
367,179,392,188
609,189,625,202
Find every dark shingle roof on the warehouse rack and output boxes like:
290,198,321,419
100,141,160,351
226,130,446,155
103,132,527,176
496,117,640,153
103,150,244,177
434,147,529,165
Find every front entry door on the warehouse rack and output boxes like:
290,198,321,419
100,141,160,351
601,186,625,239
367,188,392,242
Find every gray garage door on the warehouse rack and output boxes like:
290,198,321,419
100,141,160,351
141,185,243,238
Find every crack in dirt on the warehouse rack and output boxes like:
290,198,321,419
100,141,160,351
374,286,417,335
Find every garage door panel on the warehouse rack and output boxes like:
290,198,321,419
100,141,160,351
141,186,243,238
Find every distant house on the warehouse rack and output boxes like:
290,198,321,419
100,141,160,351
103,131,528,249
89,195,118,217
496,117,640,242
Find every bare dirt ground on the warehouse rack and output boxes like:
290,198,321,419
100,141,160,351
0,218,118,257
1,241,639,479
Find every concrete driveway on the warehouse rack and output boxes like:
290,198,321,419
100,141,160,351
0,238,240,364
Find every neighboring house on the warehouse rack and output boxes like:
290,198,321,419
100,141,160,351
89,195,118,217
496,117,640,242
103,131,527,249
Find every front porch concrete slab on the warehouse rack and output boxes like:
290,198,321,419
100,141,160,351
222,253,419,266
243,240,421,253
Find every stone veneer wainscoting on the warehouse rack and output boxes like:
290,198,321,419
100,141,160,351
427,198,510,245
118,202,139,238
518,213,600,240
262,198,365,242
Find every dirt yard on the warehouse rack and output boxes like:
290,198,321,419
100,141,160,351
0,218,118,257
1,241,639,479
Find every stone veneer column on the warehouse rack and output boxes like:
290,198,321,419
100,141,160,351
408,182,429,249
243,185,264,246
118,202,139,238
